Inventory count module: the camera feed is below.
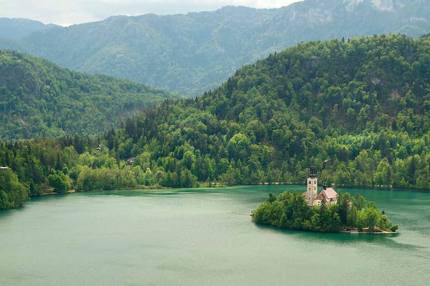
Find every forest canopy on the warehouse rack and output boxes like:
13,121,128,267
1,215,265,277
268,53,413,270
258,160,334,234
98,34,430,190
251,192,398,233
0,168,28,210
1,34,430,210
0,50,171,139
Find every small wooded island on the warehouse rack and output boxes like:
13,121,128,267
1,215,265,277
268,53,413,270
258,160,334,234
252,168,398,233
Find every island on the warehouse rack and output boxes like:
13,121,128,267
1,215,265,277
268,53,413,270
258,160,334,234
252,168,398,233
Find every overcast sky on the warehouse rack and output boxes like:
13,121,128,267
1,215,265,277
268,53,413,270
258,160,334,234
0,0,301,26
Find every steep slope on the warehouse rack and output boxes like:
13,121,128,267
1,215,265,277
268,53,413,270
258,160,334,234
102,34,430,189
2,0,430,95
1,35,430,210
0,50,170,139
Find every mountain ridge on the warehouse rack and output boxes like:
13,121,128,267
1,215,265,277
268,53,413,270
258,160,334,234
0,18,57,40
0,50,171,139
1,1,429,95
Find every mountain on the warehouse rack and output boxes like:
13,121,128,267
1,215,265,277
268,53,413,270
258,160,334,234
0,18,56,51
100,34,430,189
2,34,430,209
0,18,56,41
0,50,170,139
1,0,429,96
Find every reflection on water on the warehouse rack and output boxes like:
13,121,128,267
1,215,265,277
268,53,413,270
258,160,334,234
256,224,425,251
0,185,429,286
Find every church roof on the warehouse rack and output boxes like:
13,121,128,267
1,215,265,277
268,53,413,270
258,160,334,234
321,188,337,199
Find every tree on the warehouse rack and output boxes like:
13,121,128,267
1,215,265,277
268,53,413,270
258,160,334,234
0,169,28,210
374,158,393,186
227,133,251,161
357,207,381,231
48,172,70,194
253,192,396,233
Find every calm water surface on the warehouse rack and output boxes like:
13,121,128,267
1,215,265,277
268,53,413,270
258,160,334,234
0,186,429,286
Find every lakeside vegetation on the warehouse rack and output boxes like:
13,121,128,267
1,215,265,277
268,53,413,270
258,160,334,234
0,168,28,210
1,34,430,209
252,192,398,233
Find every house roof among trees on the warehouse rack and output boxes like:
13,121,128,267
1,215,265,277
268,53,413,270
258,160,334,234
321,188,338,199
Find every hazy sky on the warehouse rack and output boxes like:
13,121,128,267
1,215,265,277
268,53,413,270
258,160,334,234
0,0,302,26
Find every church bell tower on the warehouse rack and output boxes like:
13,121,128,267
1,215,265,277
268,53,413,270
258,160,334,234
306,166,318,205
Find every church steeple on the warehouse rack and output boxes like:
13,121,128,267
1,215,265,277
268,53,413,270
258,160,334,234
306,166,318,206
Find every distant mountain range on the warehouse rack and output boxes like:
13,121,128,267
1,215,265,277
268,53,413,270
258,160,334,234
1,0,430,95
0,18,58,41
0,50,170,139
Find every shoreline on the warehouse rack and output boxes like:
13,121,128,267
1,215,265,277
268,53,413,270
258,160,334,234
340,228,398,235
254,223,399,235
32,183,430,198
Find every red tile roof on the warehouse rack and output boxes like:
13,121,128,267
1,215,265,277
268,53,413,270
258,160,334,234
321,188,338,199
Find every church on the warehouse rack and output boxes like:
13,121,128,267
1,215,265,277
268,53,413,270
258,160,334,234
305,167,338,207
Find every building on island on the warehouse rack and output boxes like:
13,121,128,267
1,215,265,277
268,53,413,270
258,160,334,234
305,167,338,206
318,187,338,205
305,167,318,205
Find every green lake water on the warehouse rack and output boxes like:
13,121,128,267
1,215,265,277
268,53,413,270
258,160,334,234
0,185,429,286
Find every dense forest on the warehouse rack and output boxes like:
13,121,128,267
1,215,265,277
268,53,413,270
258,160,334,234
0,50,171,139
100,34,430,189
252,192,398,233
1,0,429,95
1,34,430,210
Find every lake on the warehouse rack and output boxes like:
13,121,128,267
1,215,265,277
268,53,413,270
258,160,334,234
0,185,429,286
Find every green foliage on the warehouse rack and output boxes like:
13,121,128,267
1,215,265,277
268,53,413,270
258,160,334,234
2,2,429,95
252,191,397,233
76,166,137,192
0,169,28,210
2,35,430,210
0,139,78,199
0,50,171,139
93,35,430,190
48,172,70,194
357,207,381,232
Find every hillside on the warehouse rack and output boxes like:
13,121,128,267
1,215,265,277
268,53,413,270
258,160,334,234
1,0,429,96
100,34,430,189
2,34,430,210
0,50,170,139
0,18,55,41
